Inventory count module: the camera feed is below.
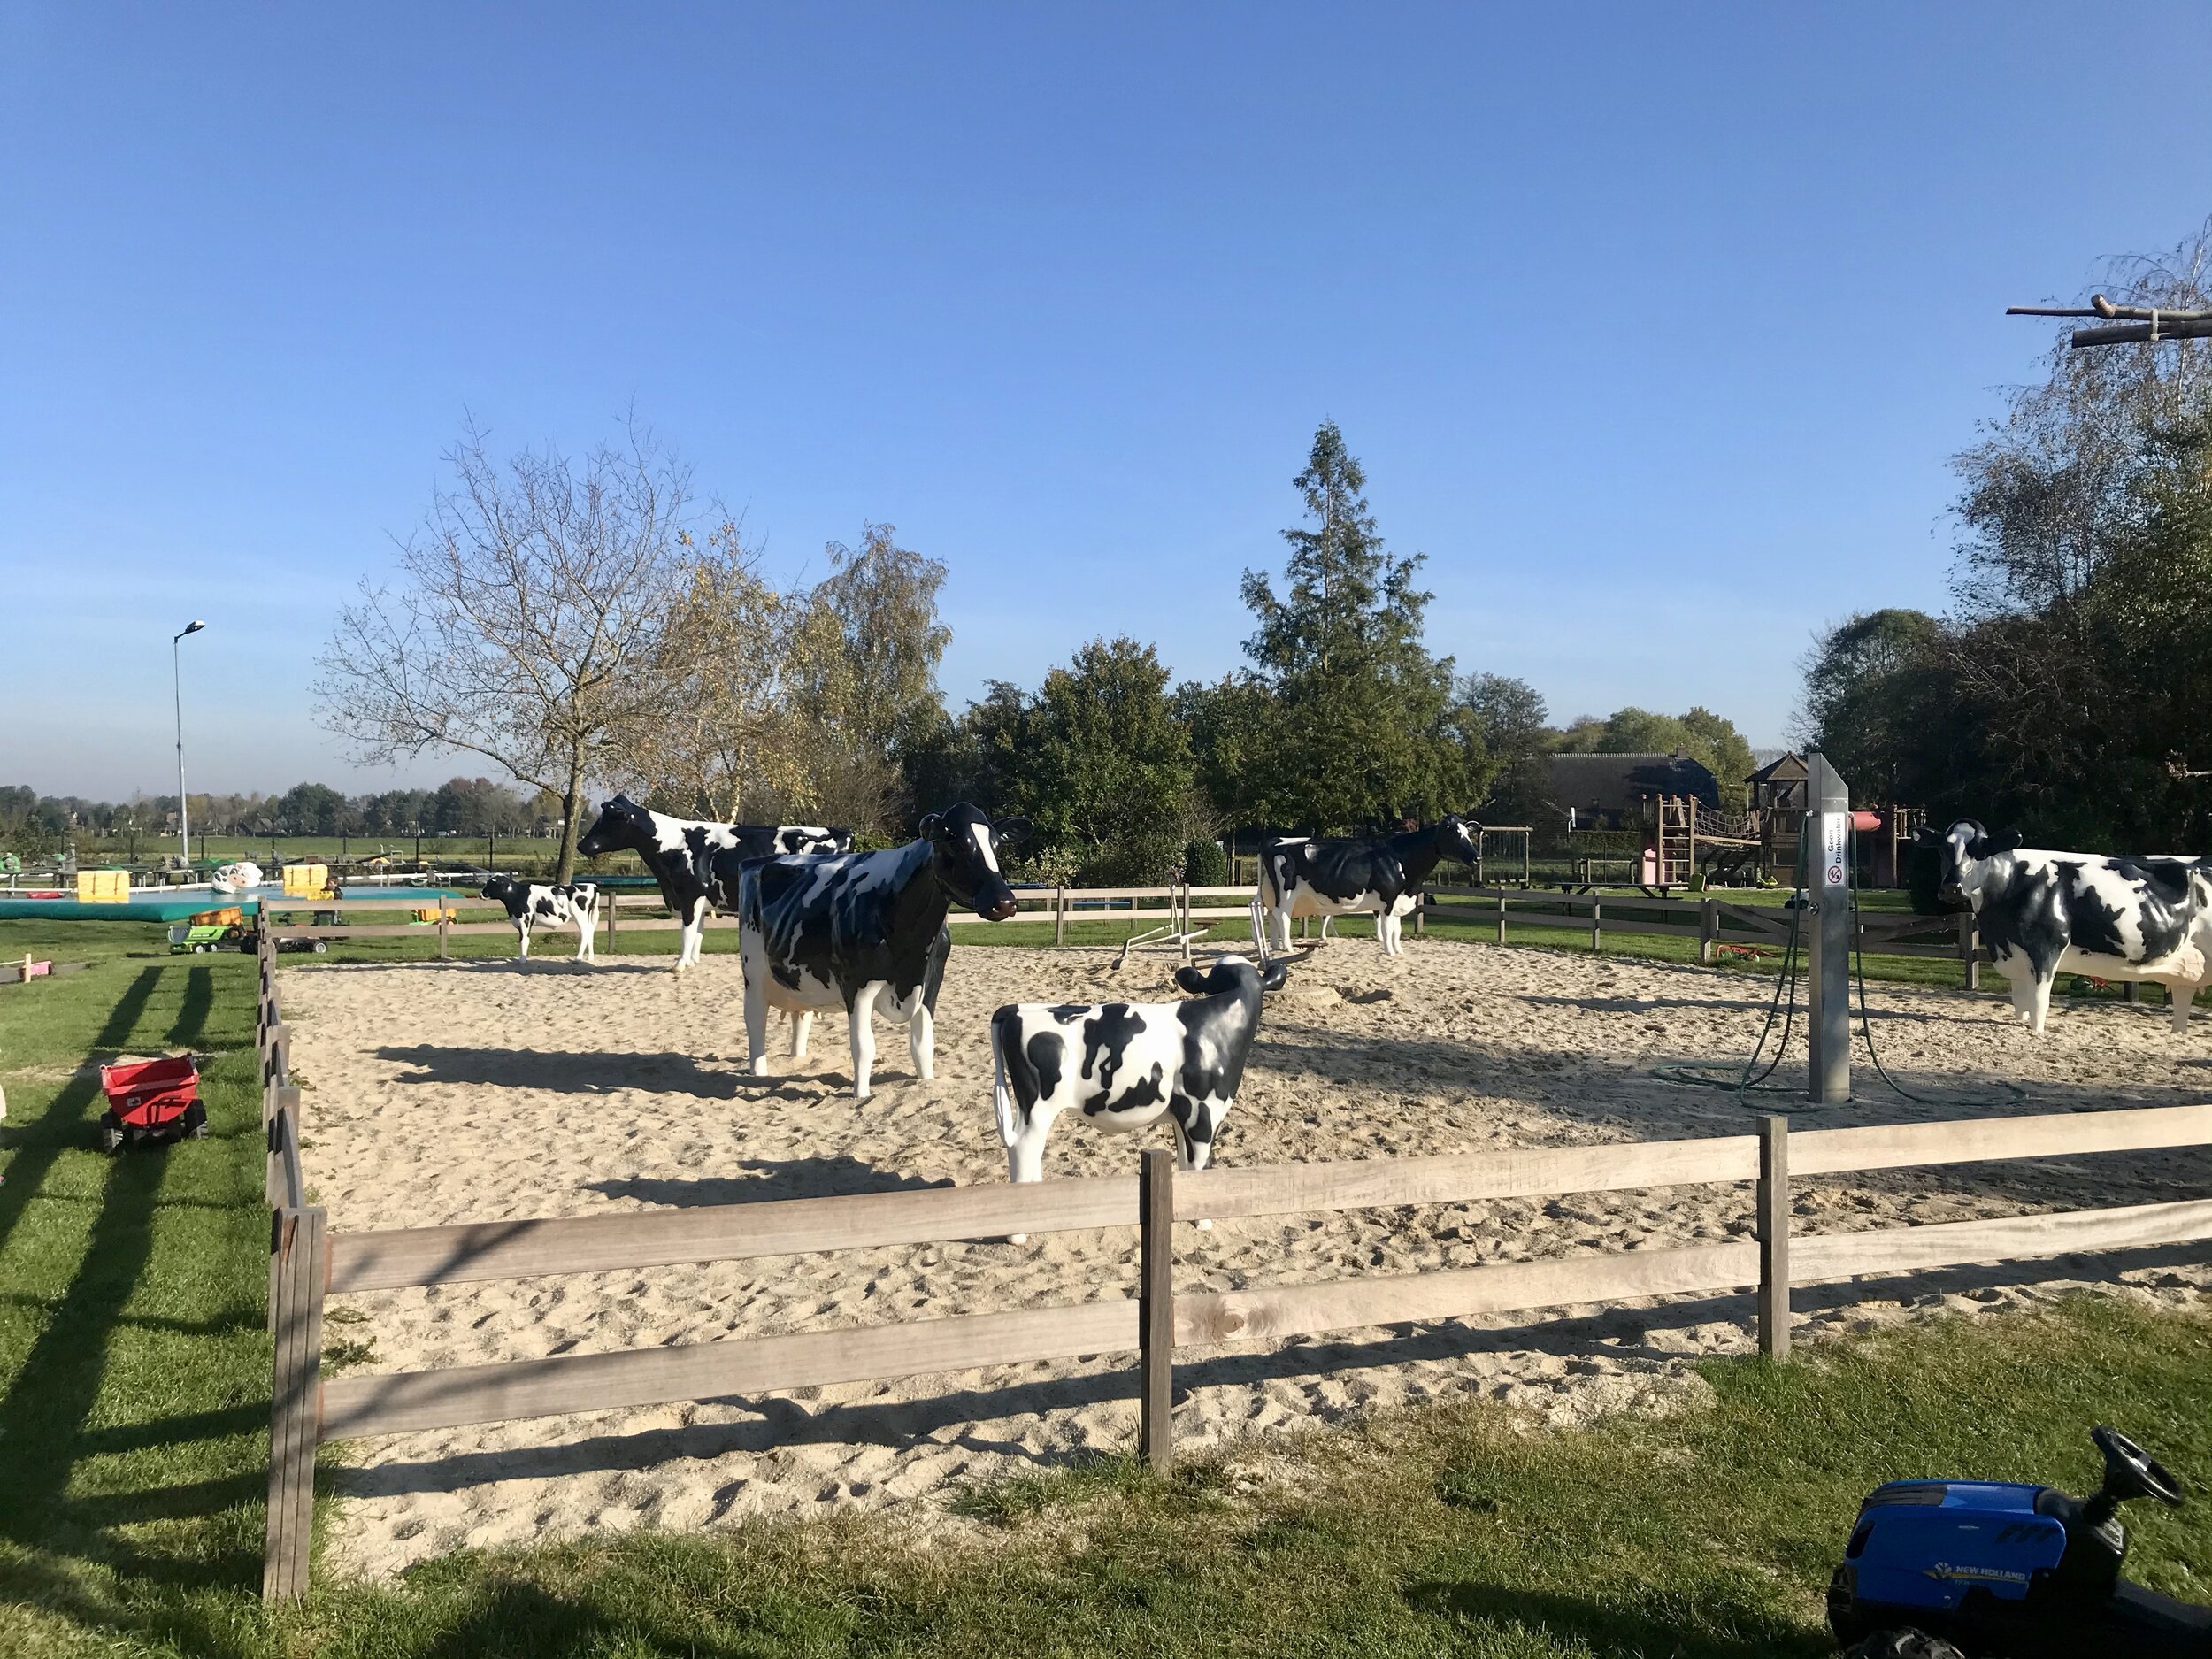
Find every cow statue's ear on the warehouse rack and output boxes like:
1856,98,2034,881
1997,826,2025,853
1259,958,1291,991
918,813,943,842
993,816,1033,847
1172,964,1212,996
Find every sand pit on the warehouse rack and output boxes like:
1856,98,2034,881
288,937,2212,1578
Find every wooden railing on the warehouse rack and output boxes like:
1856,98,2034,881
251,939,2212,1602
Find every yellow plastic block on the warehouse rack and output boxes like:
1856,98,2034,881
281,863,329,896
76,870,130,904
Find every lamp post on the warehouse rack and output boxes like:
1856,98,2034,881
173,620,206,869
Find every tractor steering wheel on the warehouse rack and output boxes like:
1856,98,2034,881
2093,1425,2187,1508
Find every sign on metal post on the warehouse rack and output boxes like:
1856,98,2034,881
1804,749,1852,1103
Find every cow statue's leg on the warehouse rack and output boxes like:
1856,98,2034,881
677,897,708,972
2170,979,2199,1034
789,1010,813,1058
994,1027,1055,1242
909,1002,934,1083
515,919,531,962
573,914,595,964
848,982,882,1100
743,975,772,1077
2024,969,2055,1034
1169,1094,1218,1229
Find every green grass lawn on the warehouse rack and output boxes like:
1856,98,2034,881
0,919,272,1657
4,920,2210,1655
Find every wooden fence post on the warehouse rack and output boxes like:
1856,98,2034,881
264,1203,326,1603
438,902,449,962
1413,895,1424,939
605,892,618,954
1588,899,1601,954
1756,1115,1791,1359
1958,911,1979,992
1055,884,1066,947
1139,1148,1175,1472
1496,892,1508,945
1699,898,1717,965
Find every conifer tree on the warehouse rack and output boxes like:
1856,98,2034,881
1239,420,1476,829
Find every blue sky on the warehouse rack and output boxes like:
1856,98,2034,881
5,4,2210,799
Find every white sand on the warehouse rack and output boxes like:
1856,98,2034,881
288,937,2212,1579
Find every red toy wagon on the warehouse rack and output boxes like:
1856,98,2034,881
96,1055,207,1154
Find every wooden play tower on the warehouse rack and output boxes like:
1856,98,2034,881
1653,796,1762,886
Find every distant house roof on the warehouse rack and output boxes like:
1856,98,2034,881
1746,751,1806,787
1548,752,1719,812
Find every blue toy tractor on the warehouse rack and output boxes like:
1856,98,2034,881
1828,1426,2209,1657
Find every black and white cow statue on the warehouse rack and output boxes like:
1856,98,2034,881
480,875,601,963
989,954,1290,1240
575,795,853,972
1254,816,1479,956
1933,818,2212,1033
737,803,1029,1100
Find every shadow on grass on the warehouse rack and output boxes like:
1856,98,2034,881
1402,1578,1827,1658
166,964,217,1048
0,967,162,1257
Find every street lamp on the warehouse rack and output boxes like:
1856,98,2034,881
173,620,206,869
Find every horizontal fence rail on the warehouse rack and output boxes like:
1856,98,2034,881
327,1175,1141,1293
254,921,2210,1605
321,1299,1140,1440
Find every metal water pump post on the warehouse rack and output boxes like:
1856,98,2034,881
1804,749,1853,1103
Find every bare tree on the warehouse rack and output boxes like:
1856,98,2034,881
315,419,692,879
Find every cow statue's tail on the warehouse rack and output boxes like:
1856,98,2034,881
990,1013,1020,1152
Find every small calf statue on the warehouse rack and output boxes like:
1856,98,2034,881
481,875,601,964
990,954,1290,1238
1932,818,2212,1033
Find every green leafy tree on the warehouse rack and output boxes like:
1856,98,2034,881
1174,672,1278,828
989,637,1199,883
1239,420,1473,829
1459,673,1553,826
275,782,351,836
1555,707,1757,812
1794,609,1968,808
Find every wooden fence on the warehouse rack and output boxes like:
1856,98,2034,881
1423,887,1993,987
253,931,2212,1600
259,882,2001,984
260,884,1260,958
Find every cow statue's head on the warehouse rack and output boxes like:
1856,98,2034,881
1438,814,1480,863
1175,953,1292,998
1934,819,1992,906
481,874,520,903
577,795,655,860
918,803,1029,921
